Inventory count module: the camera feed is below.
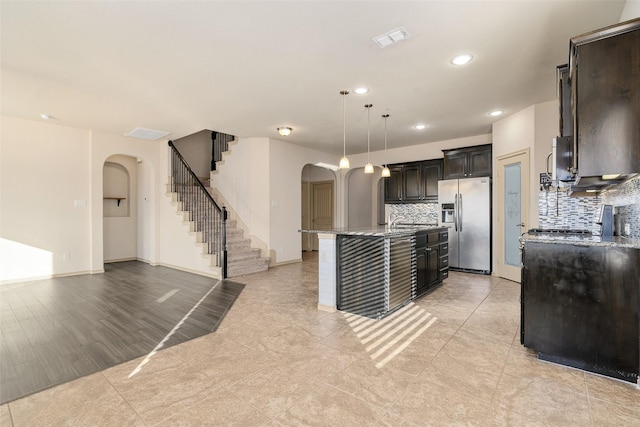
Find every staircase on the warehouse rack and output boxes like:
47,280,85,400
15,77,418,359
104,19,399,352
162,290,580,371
224,219,270,277
167,138,269,279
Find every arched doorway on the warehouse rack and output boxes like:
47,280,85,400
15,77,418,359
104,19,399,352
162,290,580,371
301,164,336,251
103,155,138,262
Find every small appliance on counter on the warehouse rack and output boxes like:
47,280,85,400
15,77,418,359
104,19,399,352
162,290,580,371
596,204,614,237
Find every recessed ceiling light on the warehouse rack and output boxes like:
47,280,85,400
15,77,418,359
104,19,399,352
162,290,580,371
40,113,53,120
488,110,504,117
451,54,473,65
372,27,411,48
415,124,429,130
354,87,369,94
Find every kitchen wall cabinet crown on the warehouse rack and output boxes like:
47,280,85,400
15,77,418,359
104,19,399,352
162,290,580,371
570,18,640,184
384,159,443,203
442,144,492,179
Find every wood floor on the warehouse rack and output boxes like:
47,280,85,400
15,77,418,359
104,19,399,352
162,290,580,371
0,261,244,404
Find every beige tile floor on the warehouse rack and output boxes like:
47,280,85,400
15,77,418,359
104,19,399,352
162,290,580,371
2,252,639,426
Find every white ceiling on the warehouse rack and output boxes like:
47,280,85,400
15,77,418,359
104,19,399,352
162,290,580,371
0,1,628,156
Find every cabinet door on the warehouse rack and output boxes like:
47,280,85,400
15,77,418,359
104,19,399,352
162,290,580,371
403,164,422,201
416,248,427,296
443,150,468,179
468,147,492,177
574,29,640,177
426,245,440,289
421,160,443,201
384,165,404,203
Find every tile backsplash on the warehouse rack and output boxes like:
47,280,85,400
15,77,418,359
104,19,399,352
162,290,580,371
386,203,439,224
538,175,640,238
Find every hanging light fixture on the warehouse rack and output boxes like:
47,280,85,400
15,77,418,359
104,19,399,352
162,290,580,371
364,104,374,174
381,114,391,177
339,90,350,169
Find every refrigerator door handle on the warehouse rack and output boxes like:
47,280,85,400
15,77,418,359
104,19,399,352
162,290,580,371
459,193,463,232
454,194,458,231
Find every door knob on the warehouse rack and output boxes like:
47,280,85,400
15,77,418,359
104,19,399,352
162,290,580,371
516,223,525,227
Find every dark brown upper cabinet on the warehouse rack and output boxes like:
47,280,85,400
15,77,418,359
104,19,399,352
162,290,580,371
384,159,443,203
442,144,492,179
570,18,640,185
384,165,404,203
557,64,573,137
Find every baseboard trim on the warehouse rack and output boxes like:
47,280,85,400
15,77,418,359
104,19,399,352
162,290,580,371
104,257,137,264
270,258,302,267
156,262,222,279
317,303,336,313
1,269,96,286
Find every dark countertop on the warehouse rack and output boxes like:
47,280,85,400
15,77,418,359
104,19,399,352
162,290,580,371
520,233,640,249
299,224,447,237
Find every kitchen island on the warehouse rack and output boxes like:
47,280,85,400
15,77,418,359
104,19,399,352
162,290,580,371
520,233,640,383
300,225,448,319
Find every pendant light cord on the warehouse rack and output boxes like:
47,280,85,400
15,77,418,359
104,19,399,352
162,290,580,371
383,114,388,167
341,90,348,158
366,104,371,164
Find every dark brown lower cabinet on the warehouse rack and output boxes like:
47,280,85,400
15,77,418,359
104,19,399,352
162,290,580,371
521,241,640,382
416,230,448,297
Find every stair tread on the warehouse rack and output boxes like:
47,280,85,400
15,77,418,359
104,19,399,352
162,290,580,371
169,173,268,277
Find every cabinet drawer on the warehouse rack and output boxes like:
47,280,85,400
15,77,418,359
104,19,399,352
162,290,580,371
416,232,427,247
439,256,449,269
427,232,440,244
440,269,449,280
439,231,448,242
440,243,449,256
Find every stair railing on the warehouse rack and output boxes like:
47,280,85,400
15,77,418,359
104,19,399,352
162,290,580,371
211,131,234,171
168,141,227,278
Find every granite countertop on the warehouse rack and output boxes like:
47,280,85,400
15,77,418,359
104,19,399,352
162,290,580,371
520,233,640,249
299,224,448,237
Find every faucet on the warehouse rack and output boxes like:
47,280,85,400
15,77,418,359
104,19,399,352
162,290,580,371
389,215,405,228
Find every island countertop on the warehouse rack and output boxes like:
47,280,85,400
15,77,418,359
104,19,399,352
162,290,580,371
520,233,640,249
299,224,447,237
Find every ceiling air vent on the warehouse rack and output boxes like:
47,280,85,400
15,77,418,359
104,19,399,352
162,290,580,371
372,27,411,48
125,127,171,140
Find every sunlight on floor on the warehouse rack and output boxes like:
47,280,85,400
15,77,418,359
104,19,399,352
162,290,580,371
343,302,437,369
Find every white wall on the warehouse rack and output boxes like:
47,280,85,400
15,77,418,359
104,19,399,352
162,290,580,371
347,167,376,228
491,101,560,273
89,130,160,273
214,137,341,265
0,116,223,284
347,134,491,168
212,137,272,254
1,116,92,282
302,165,335,182
620,0,640,21
172,130,211,180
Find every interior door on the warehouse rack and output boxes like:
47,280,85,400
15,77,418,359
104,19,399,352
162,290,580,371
312,181,334,251
495,150,530,282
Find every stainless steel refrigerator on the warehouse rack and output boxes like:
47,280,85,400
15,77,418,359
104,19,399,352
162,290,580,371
438,177,491,273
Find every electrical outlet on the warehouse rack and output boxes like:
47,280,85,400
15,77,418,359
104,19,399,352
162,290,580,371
624,223,631,235
62,252,70,261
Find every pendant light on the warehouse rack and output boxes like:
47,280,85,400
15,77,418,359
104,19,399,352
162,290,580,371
381,114,391,177
338,90,350,169
364,104,374,174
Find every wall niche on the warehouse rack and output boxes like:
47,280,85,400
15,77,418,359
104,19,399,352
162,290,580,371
103,161,130,217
